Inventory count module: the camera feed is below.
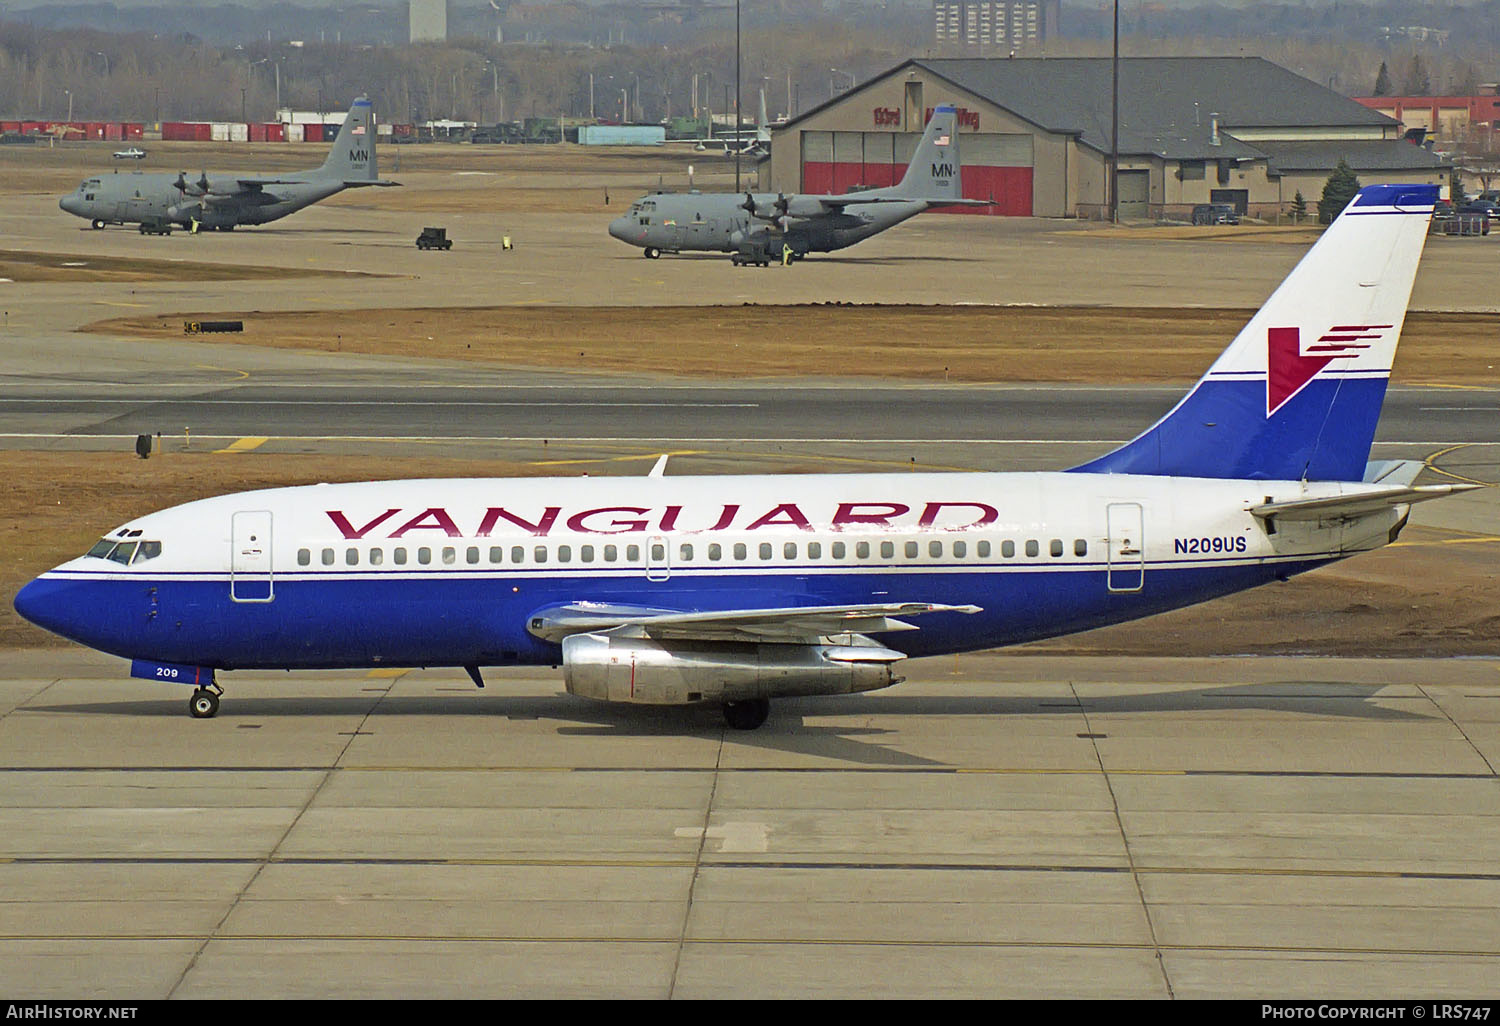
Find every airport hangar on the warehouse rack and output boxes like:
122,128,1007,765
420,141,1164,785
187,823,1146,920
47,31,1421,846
767,56,1450,219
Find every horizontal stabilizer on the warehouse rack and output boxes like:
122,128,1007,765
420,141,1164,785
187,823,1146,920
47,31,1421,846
1250,484,1480,522
528,601,981,644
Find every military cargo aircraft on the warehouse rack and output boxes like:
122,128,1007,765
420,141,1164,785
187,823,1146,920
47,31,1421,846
59,97,396,233
608,104,988,265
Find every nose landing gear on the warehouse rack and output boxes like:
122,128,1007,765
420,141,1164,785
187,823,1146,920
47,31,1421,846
189,685,223,719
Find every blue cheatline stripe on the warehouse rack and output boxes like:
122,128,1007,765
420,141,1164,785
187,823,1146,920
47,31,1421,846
1068,377,1389,481
17,558,1338,672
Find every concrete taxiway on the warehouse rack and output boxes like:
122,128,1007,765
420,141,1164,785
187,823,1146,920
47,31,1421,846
2,648,1498,999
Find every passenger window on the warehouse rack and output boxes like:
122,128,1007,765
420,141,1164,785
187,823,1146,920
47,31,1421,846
709,543,722,561
490,546,504,563
346,548,358,566
627,544,640,562
734,543,747,560
650,542,666,561
1050,539,1064,558
511,546,524,563
297,548,311,566
394,548,407,565
831,542,845,559
1025,540,1039,558
534,546,547,563
1075,539,1088,557
759,543,773,560
557,545,572,563
929,540,943,558
953,541,967,558
856,541,870,559
321,548,335,566
418,547,432,565
442,547,456,565
978,540,991,558
784,542,796,560
880,541,894,559
999,540,1012,558
604,545,618,562
904,541,918,559
370,548,383,566
467,546,480,565
581,545,595,563
680,543,693,561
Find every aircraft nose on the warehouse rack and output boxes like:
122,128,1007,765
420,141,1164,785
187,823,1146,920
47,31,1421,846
607,217,631,242
59,194,82,216
13,574,100,648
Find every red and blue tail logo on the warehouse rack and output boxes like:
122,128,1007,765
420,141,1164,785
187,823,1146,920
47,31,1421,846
1071,184,1437,482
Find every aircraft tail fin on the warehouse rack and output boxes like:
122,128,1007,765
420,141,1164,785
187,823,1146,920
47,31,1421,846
1069,184,1438,482
887,105,964,203
316,96,378,184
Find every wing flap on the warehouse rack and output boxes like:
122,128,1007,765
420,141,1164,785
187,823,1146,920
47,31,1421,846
527,601,981,644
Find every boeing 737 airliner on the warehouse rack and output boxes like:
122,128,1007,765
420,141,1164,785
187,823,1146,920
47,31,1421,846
14,184,1475,729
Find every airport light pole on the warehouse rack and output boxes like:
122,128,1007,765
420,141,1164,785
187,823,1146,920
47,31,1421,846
1109,0,1119,225
64,89,72,122
734,0,741,192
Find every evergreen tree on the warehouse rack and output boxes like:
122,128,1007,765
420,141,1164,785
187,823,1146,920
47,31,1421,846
1400,55,1431,95
1373,61,1392,96
1290,190,1308,223
1318,159,1362,224
1450,171,1468,207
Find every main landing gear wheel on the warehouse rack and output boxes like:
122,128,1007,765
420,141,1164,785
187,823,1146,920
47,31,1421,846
189,687,221,719
722,698,770,730
643,247,660,259
90,219,106,230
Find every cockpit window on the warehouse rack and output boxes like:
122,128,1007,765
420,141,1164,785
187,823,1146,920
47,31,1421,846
106,541,138,565
86,537,163,564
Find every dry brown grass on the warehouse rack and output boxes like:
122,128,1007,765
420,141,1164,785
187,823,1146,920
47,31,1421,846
82,304,1500,385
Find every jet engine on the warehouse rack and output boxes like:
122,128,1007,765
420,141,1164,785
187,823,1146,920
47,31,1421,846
561,632,904,706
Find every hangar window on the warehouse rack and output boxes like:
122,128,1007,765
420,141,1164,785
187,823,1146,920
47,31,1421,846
1180,160,1206,181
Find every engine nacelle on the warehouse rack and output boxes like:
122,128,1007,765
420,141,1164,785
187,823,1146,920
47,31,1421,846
561,632,903,706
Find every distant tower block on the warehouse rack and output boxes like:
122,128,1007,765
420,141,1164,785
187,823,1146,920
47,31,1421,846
410,0,449,43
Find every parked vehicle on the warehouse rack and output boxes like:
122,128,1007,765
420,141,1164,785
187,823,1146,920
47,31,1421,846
1191,202,1240,226
416,226,452,250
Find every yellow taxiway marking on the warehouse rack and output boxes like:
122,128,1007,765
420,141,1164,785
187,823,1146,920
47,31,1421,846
1423,443,1495,487
193,364,252,381
213,436,268,454
365,668,407,678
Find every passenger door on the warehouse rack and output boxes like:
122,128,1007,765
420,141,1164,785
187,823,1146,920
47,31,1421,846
1106,502,1144,593
231,510,274,602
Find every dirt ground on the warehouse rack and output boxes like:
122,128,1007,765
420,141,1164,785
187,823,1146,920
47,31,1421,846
0,248,364,284
84,304,1500,385
4,450,1496,658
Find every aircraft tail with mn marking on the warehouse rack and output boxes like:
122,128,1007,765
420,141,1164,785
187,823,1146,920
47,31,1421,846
316,96,395,187
1069,183,1438,482
887,105,967,204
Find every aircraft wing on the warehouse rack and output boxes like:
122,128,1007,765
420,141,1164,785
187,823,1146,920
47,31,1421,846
527,601,982,644
1249,484,1480,522
814,195,992,209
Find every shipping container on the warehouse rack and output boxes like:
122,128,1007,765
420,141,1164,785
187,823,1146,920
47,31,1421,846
123,123,144,140
229,123,249,143
265,123,285,142
577,124,666,146
1,121,21,133
104,123,123,141
286,123,304,143
209,122,230,142
303,123,323,142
